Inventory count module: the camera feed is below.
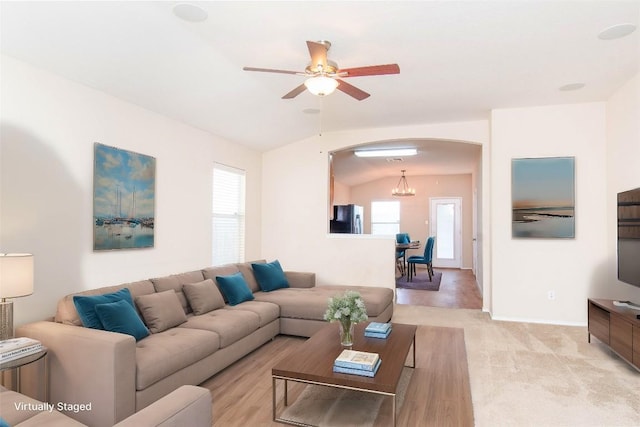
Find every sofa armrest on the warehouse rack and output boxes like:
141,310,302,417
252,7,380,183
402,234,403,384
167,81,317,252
113,385,212,427
17,321,137,427
285,271,315,288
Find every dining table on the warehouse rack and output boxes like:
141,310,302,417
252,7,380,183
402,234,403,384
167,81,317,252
395,241,421,276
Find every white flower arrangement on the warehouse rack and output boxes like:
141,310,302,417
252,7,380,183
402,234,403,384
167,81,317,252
323,290,368,324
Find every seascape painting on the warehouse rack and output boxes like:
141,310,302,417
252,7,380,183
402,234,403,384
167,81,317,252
512,157,575,238
93,143,155,250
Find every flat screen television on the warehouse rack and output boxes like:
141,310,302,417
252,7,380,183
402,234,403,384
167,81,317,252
617,187,640,287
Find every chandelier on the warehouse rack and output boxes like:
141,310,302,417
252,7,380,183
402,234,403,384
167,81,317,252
392,170,415,197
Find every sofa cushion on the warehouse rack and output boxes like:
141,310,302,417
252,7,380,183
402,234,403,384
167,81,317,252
73,288,135,330
251,260,289,292
202,261,266,294
135,290,188,333
150,270,205,314
215,273,254,306
222,301,280,327
95,299,150,341
13,410,87,426
179,308,260,348
334,286,394,316
237,260,265,293
0,385,88,426
183,279,225,315
201,264,240,301
0,386,42,426
56,280,156,326
253,285,394,321
135,328,220,390
253,288,326,320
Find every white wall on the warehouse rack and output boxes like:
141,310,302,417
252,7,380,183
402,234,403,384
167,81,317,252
261,121,490,291
490,103,608,324
0,56,263,326
605,72,640,302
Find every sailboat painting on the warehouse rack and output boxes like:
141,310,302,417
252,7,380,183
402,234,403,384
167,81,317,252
512,157,575,239
93,143,156,250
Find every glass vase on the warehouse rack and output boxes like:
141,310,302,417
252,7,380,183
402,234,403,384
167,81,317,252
339,319,355,347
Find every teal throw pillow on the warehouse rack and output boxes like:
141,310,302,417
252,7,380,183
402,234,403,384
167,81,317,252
216,272,254,306
252,260,289,292
73,288,135,329
94,299,150,341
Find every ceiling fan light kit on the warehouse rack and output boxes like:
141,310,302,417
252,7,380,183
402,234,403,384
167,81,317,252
243,40,400,100
392,170,416,197
304,76,339,96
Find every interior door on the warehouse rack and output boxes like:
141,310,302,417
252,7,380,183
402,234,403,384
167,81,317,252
429,197,462,268
472,188,478,276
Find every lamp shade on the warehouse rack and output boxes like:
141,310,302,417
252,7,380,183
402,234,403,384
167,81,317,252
0,253,34,299
304,76,338,96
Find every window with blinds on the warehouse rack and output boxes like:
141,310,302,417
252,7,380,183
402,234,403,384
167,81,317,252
371,200,400,235
212,163,246,265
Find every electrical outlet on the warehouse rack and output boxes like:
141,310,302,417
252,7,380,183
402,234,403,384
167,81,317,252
547,291,556,300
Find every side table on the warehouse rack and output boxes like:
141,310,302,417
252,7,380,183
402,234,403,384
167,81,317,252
0,347,48,401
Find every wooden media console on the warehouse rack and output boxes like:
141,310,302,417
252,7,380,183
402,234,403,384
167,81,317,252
588,298,640,371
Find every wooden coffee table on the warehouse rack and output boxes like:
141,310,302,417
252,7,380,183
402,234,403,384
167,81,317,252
272,322,417,427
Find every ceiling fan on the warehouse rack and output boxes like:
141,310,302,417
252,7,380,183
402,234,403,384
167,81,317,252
243,40,400,101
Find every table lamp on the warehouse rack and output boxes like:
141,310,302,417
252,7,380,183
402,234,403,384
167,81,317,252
0,253,34,341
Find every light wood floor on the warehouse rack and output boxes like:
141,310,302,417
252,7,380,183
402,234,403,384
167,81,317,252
396,268,483,309
202,325,474,427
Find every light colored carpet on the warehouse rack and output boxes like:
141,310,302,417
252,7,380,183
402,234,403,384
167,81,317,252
392,304,640,427
279,367,413,426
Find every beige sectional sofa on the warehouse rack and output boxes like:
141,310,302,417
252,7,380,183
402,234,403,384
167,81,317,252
0,385,211,427
17,261,394,427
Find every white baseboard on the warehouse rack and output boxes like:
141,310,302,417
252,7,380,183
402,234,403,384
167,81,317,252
490,315,586,327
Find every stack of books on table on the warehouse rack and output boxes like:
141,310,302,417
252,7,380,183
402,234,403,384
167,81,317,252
0,337,43,364
364,322,392,339
333,349,381,377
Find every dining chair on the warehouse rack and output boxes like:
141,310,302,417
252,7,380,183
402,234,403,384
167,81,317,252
395,233,411,275
407,236,435,281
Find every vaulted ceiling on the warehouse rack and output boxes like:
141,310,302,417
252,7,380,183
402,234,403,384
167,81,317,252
0,0,640,184
2,1,638,157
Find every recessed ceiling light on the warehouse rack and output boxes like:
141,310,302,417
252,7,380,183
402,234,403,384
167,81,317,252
354,148,417,158
559,83,585,91
598,23,637,40
302,108,320,114
173,3,208,23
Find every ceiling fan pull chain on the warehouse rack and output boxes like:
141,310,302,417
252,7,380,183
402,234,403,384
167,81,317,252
319,97,324,137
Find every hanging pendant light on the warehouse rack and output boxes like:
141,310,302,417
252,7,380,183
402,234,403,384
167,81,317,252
392,170,415,197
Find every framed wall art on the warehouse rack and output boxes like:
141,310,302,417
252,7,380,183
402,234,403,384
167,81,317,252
512,156,575,239
93,143,156,250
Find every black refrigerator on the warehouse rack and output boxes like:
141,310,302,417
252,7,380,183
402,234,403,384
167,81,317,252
330,204,363,234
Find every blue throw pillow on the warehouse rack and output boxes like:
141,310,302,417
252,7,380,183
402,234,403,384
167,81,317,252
94,299,150,341
252,260,289,292
73,288,135,329
216,272,254,306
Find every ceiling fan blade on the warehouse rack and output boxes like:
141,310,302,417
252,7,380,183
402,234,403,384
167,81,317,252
243,66,300,75
336,79,370,101
339,64,400,77
306,41,328,70
282,84,307,99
